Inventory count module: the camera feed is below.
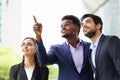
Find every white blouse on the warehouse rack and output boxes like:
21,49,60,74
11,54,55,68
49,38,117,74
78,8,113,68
25,67,34,80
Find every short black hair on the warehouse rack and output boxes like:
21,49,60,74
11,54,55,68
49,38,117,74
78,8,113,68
81,14,103,32
62,15,81,34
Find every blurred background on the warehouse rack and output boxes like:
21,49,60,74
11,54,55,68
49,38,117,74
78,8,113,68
0,0,120,80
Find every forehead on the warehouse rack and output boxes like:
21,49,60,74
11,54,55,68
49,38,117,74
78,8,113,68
62,19,73,24
23,39,34,43
82,17,93,23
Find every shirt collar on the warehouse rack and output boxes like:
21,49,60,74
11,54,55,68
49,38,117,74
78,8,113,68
90,33,102,49
66,39,83,47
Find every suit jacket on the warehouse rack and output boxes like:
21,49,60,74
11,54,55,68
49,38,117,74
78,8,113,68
91,34,120,80
36,40,94,80
9,62,49,80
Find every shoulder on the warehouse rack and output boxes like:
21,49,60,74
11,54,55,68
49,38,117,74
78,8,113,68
48,43,67,53
10,63,20,70
41,66,49,73
81,40,91,46
37,65,49,70
109,35,120,45
101,35,120,47
9,63,21,78
103,35,119,41
39,66,49,80
50,42,66,48
37,65,49,76
110,35,119,40
10,63,22,73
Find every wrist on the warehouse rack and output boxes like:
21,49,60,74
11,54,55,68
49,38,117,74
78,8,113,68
36,35,41,42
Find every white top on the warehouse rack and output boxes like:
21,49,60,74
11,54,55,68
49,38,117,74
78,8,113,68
25,67,34,80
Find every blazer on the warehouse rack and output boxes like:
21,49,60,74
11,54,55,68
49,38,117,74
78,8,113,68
9,62,49,80
36,40,94,80
90,34,120,80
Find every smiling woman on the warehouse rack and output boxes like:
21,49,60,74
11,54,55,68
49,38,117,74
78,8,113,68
9,37,49,80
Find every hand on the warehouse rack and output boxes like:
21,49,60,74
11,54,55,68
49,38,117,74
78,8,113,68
33,15,42,41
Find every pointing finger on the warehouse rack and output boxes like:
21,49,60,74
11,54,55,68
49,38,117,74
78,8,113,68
33,15,37,23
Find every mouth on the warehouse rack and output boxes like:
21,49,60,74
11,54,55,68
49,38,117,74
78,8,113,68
23,49,29,52
83,28,87,33
61,30,66,33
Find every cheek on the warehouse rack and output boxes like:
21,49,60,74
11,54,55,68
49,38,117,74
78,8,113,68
31,48,36,53
21,47,24,52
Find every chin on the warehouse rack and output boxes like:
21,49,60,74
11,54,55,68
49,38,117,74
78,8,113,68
84,33,90,37
61,34,65,36
83,32,87,36
61,35,65,38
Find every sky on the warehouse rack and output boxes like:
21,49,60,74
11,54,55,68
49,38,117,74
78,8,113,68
21,0,90,51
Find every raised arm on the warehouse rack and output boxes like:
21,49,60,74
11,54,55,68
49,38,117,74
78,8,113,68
33,15,42,42
33,15,47,65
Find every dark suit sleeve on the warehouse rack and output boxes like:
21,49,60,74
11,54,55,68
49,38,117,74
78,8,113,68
36,39,48,66
9,65,18,80
36,39,57,65
108,36,120,75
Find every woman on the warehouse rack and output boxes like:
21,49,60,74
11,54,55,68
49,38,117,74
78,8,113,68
9,37,49,80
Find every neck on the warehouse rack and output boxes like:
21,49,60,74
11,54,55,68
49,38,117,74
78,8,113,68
91,32,101,43
66,37,79,48
24,56,35,68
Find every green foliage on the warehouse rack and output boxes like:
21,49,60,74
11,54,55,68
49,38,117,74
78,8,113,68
0,45,22,80
0,44,58,80
48,64,58,80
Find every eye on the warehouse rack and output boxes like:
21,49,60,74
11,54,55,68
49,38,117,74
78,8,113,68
27,43,33,46
86,19,91,23
21,43,25,47
66,23,70,26
81,23,84,26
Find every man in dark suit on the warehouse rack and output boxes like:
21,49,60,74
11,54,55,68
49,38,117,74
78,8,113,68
81,14,120,80
33,15,93,80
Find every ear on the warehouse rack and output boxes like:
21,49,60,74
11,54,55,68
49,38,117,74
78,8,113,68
97,23,101,30
73,25,79,34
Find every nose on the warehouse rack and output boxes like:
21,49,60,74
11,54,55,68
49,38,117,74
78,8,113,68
61,25,65,28
81,22,86,28
61,26,66,31
22,44,28,48
81,22,84,28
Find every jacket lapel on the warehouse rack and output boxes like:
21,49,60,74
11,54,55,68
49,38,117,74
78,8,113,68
19,62,28,80
95,34,105,69
89,49,96,73
31,65,40,80
62,42,75,66
81,41,90,70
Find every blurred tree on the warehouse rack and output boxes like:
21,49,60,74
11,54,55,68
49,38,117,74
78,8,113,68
48,65,58,80
0,44,21,80
0,44,58,80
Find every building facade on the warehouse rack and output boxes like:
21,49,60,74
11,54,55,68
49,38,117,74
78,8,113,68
0,0,1,42
102,0,120,36
2,0,22,52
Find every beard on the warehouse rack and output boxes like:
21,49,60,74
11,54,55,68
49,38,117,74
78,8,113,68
61,32,75,39
62,34,72,39
61,30,77,39
85,30,96,38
